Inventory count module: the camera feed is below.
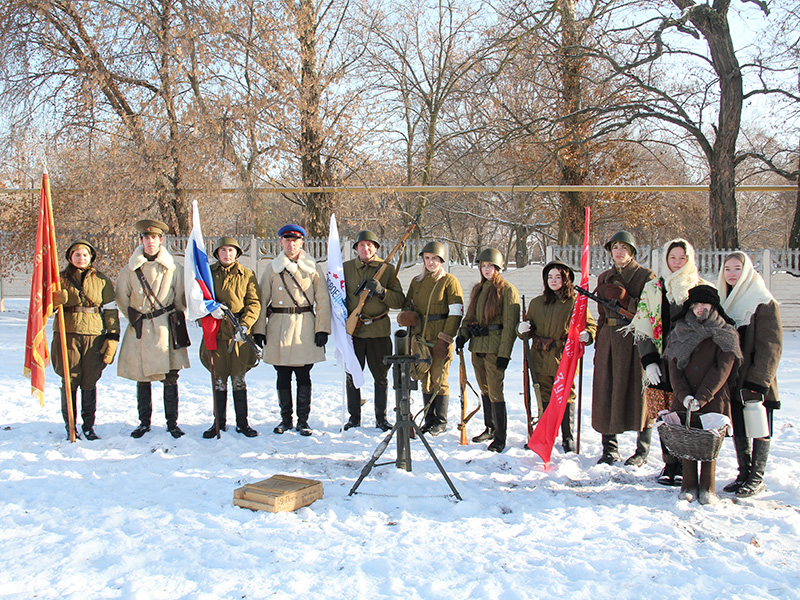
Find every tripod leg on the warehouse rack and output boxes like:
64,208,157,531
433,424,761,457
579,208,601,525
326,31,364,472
411,420,463,501
348,424,399,496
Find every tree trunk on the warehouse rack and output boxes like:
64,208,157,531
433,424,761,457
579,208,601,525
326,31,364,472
789,137,800,249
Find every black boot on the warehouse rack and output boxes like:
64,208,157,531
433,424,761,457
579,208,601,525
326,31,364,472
723,436,752,493
296,385,312,436
625,427,652,467
737,438,770,498
61,386,81,440
420,393,434,433
274,389,293,433
699,461,718,506
131,382,152,438
561,403,576,453
203,390,228,438
344,381,361,430
81,388,99,440
597,434,620,464
374,384,392,432
233,389,258,437
657,437,682,485
164,384,184,438
427,395,449,436
488,402,507,453
472,395,494,443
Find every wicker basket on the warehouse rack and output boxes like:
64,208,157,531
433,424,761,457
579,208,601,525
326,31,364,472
656,411,728,462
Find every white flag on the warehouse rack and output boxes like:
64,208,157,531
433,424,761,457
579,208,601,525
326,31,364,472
327,214,365,388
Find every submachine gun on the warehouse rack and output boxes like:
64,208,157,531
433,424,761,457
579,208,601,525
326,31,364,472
348,329,462,500
575,285,634,326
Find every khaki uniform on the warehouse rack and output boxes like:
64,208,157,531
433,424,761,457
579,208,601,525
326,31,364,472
199,261,261,384
403,271,464,396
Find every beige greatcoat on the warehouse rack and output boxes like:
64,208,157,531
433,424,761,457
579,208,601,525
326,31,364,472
254,250,331,366
116,246,191,381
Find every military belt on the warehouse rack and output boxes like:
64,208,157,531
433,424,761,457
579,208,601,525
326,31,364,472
64,306,100,314
358,313,388,326
426,314,449,321
268,306,313,315
140,303,175,320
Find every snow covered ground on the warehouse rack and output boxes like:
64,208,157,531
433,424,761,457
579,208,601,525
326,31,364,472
1,297,799,599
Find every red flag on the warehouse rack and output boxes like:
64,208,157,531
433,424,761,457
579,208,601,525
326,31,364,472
527,207,591,465
23,172,60,407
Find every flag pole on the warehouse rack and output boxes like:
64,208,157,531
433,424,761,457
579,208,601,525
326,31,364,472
44,173,76,442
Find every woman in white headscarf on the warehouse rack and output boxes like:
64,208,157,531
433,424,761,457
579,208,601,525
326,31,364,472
626,239,706,484
717,251,782,498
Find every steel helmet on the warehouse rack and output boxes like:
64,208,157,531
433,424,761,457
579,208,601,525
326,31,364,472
476,248,504,271
352,230,381,250
542,260,575,285
604,230,637,256
419,241,446,262
65,239,97,263
214,236,243,259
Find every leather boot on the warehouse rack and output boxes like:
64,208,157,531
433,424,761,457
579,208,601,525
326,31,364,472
420,393,434,433
131,382,152,438
657,438,683,486
203,390,228,438
625,427,652,467
737,438,770,498
699,461,718,505
296,385,312,436
233,389,258,437
472,395,494,443
561,402,576,453
679,459,699,502
723,436,752,493
81,388,99,440
488,402,507,453
427,395,449,436
274,389,293,434
597,434,620,465
374,384,392,431
61,387,81,440
164,384,184,438
344,381,361,430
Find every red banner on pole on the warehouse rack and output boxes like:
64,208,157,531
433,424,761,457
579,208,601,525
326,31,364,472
23,172,60,406
527,207,591,465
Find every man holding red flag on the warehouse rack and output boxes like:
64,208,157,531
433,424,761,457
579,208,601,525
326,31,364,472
116,219,191,439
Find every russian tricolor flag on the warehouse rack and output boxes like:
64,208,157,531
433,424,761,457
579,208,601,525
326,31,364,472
184,200,223,350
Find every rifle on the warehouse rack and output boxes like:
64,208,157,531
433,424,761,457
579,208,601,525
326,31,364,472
575,285,634,325
222,306,263,361
457,348,482,445
346,215,420,335
520,295,543,434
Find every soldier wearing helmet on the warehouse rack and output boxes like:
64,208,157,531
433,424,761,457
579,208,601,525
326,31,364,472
341,230,405,432
198,236,262,439
50,239,119,440
456,248,520,452
592,231,656,466
397,241,464,435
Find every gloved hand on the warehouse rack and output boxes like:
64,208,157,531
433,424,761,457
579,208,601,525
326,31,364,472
517,321,531,335
315,332,329,347
578,330,591,343
253,334,266,348
455,335,466,352
100,339,118,365
364,278,385,298
683,395,700,412
211,304,227,320
433,338,449,360
495,356,509,370
233,329,245,343
397,311,419,327
52,290,69,307
645,363,662,386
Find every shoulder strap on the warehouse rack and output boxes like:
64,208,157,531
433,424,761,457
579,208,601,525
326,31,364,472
66,272,99,308
420,277,444,339
280,269,316,316
135,267,164,312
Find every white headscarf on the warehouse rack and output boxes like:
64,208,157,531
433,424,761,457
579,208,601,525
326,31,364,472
716,251,775,328
660,239,700,305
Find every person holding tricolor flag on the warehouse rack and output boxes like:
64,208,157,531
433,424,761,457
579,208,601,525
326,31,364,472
116,219,191,439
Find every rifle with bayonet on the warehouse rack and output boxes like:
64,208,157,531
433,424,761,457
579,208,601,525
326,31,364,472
346,215,420,335
222,306,262,361
520,295,543,434
575,285,634,325
457,348,482,445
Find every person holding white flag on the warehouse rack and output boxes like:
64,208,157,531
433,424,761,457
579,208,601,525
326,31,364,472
341,229,405,432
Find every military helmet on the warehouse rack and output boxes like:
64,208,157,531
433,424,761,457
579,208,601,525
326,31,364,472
604,230,637,255
542,260,575,284
353,230,381,250
65,239,97,263
419,241,446,262
214,236,243,259
476,248,504,271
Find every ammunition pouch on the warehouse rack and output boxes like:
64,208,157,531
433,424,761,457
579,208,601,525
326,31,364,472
532,334,556,352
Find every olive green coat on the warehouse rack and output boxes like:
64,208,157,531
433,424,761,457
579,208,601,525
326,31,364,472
199,260,261,378
459,279,521,359
343,257,404,339
523,294,596,404
116,246,191,382
53,267,119,336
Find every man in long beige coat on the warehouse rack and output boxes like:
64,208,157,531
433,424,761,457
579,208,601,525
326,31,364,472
116,219,191,439
253,224,331,436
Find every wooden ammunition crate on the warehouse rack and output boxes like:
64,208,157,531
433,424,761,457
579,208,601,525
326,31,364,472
233,475,324,513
